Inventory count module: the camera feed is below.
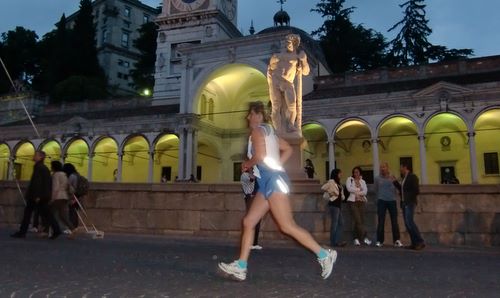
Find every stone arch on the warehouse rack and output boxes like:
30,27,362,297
121,134,150,182
377,115,420,177
40,139,62,167
92,136,119,182
473,107,500,184
153,133,180,183
333,118,374,181
302,122,328,180
0,142,11,180
191,63,269,130
64,138,90,177
13,140,36,181
424,112,470,184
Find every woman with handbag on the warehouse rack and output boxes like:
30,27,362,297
321,169,347,247
346,166,372,246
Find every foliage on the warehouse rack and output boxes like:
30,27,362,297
311,0,388,73
52,75,108,102
388,0,473,66
130,22,158,94
0,27,39,94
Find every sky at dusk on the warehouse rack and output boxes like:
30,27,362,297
0,0,499,57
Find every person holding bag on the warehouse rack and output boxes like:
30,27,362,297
321,169,347,247
346,166,372,246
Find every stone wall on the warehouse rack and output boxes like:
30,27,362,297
0,181,498,247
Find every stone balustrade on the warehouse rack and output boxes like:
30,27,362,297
0,181,498,246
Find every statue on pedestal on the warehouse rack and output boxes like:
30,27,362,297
267,34,310,135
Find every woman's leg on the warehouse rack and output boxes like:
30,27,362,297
238,193,269,261
329,205,340,246
349,202,362,240
268,192,322,254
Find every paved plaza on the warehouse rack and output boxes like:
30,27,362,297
0,228,499,297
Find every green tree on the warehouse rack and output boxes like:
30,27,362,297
388,0,473,66
311,0,387,73
32,14,73,95
71,0,103,77
0,27,39,94
130,22,158,94
51,0,108,102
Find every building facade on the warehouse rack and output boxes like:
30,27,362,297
65,0,160,95
1,0,499,185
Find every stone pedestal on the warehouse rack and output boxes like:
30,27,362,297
280,133,318,183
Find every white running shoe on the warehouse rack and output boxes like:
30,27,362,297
251,245,263,250
364,238,372,246
28,227,38,233
218,261,247,281
318,249,337,279
353,238,361,246
394,240,404,248
375,241,383,247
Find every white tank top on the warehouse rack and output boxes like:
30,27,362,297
247,124,283,178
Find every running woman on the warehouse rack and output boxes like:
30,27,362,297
218,101,337,281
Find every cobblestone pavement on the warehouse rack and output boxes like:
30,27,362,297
1,228,499,297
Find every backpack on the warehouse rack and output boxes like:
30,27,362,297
74,174,89,197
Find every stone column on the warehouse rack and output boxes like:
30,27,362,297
192,129,198,180
185,128,194,178
418,135,428,184
178,129,186,180
7,157,14,180
328,139,335,175
87,153,94,181
116,151,123,183
468,131,479,184
372,138,380,179
148,149,154,183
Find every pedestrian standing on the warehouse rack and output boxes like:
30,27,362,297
346,166,372,246
321,169,347,247
392,162,425,250
374,162,403,248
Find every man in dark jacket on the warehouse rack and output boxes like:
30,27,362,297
392,162,425,250
11,151,62,239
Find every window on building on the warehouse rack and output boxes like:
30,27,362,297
196,166,202,181
484,152,499,175
121,32,129,47
102,29,108,44
118,59,130,68
200,95,207,117
233,162,242,182
143,14,150,24
124,6,131,18
399,156,414,172
117,72,123,79
161,167,172,181
123,20,131,28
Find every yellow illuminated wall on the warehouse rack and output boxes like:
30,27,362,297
197,139,221,182
424,113,470,184
334,120,373,180
14,142,35,181
154,134,179,183
41,140,62,169
93,137,118,182
122,135,149,183
302,123,328,182
378,117,420,179
475,109,500,184
65,139,89,177
0,144,10,180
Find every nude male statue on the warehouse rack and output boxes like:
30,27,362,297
267,34,310,134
